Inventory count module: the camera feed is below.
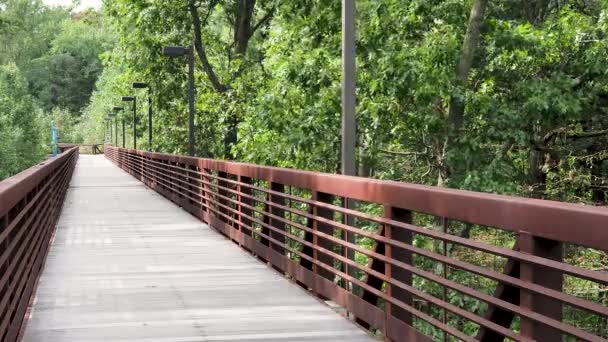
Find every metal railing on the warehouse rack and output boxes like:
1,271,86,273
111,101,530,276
0,147,78,342
58,143,103,155
105,146,608,342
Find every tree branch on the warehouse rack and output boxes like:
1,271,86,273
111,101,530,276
250,8,274,38
380,148,429,157
189,0,227,93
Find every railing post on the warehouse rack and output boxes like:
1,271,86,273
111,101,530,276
202,168,212,218
238,176,253,246
518,232,563,341
188,164,197,207
385,206,413,328
313,191,336,283
269,182,286,257
217,171,230,226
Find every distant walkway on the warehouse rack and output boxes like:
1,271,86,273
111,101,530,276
22,155,374,342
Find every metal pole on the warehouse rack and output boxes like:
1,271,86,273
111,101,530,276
342,0,357,290
133,97,137,150
342,0,356,177
148,90,153,151
188,46,195,156
122,119,126,148
115,118,118,145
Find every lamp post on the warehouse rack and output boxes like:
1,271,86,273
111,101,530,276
109,113,117,145
342,0,357,286
113,106,125,148
122,96,137,149
342,0,356,177
104,115,112,144
133,82,152,151
162,45,195,156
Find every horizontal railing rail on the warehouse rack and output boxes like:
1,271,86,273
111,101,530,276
0,147,78,342
58,143,103,155
106,146,608,342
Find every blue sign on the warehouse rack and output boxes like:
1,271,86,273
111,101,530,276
51,121,58,157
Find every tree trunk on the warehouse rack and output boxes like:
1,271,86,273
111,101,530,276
189,0,227,93
439,0,489,186
528,148,547,199
524,0,550,25
234,0,256,58
189,0,270,160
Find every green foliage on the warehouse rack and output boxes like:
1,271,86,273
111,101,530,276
0,64,46,179
0,1,111,180
26,12,114,113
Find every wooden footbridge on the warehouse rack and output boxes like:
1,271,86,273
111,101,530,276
0,146,606,341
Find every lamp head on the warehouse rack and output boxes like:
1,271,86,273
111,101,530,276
121,96,135,102
133,82,149,89
162,46,189,57
113,106,124,111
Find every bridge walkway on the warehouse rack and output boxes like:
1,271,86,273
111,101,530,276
21,155,374,342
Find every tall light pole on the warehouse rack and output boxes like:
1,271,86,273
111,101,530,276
122,96,137,149
113,106,125,148
133,82,153,151
342,0,356,177
108,113,116,144
104,115,112,144
342,0,357,287
109,113,118,145
162,45,196,156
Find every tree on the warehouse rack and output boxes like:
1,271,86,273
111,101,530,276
0,64,46,180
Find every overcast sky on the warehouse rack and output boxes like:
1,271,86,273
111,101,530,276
43,0,102,12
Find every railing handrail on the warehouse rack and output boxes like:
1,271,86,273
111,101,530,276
114,147,607,251
0,147,78,218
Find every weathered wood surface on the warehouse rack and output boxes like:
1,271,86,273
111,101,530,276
21,155,375,342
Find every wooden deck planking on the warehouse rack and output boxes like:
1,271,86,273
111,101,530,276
21,155,375,342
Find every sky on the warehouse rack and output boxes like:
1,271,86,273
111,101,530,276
42,0,102,12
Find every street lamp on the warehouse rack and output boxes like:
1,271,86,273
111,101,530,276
104,115,112,144
113,106,125,148
162,45,195,156
133,82,153,151
108,113,117,145
342,0,357,285
122,96,137,149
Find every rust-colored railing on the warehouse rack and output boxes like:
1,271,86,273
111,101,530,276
0,147,78,342
105,146,608,342
58,143,103,155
